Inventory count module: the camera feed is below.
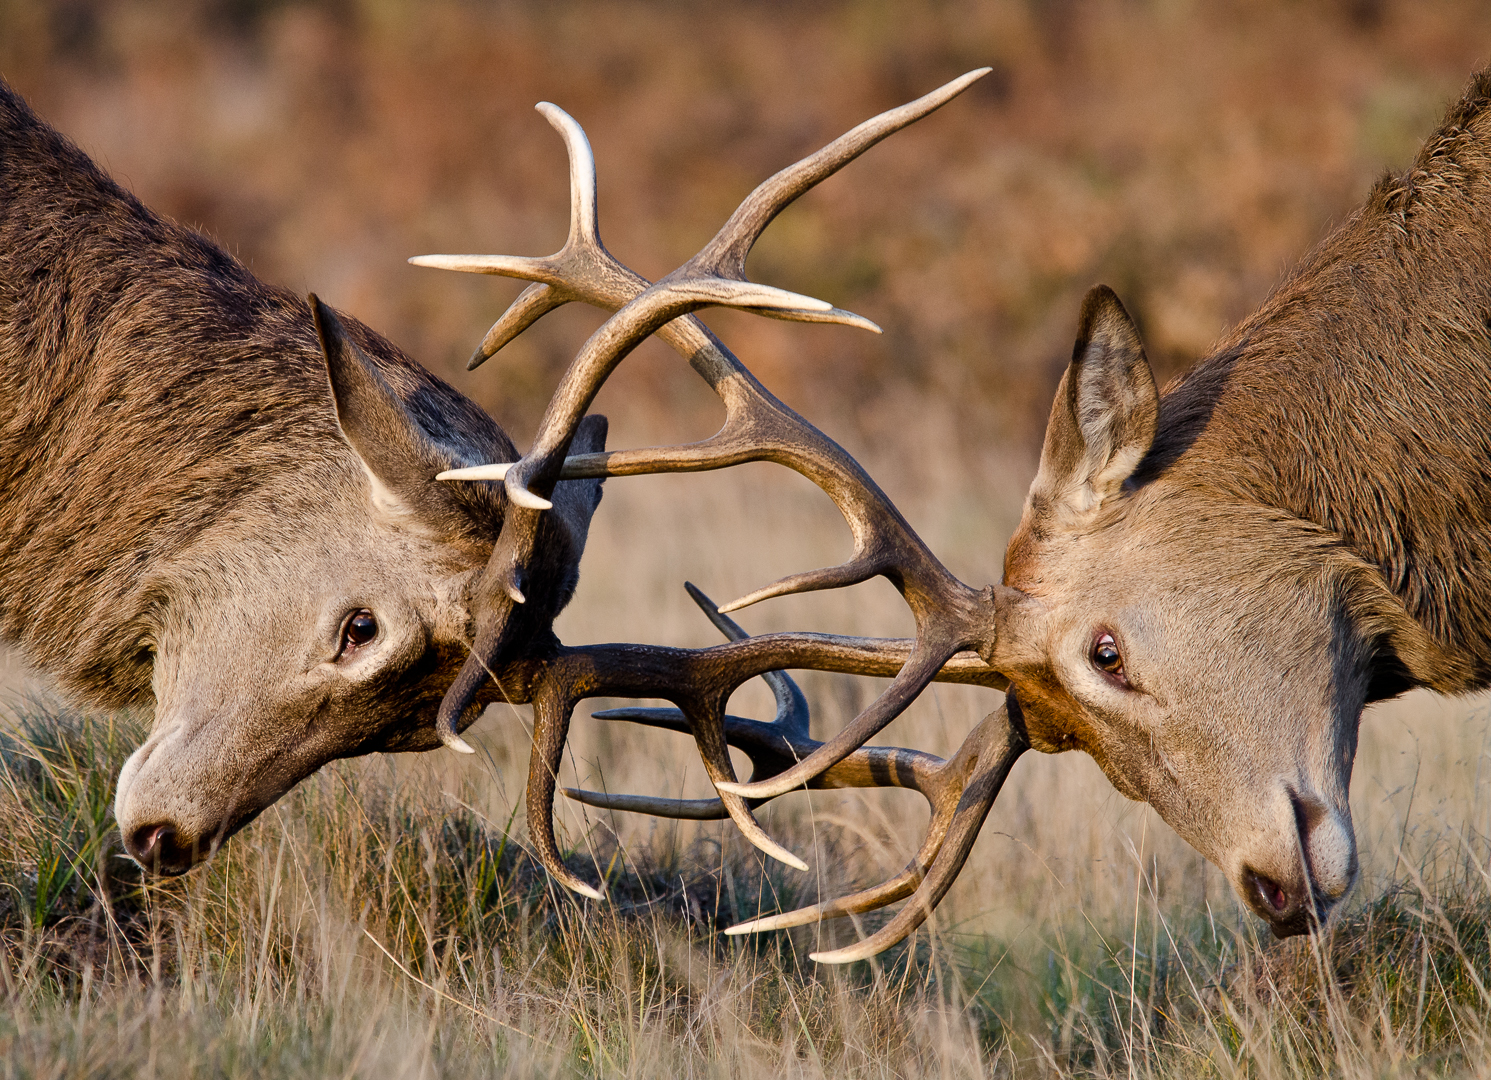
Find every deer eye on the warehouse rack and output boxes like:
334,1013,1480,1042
340,609,379,654
1091,632,1125,680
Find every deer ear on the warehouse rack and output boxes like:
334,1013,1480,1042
311,294,513,536
1026,285,1158,525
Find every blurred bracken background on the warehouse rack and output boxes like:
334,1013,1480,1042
7,3,1491,1075
6,0,1488,474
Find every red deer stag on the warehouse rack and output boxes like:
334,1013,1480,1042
430,71,1491,961
0,81,621,875
0,75,993,885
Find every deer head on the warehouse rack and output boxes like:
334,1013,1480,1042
111,299,608,876
421,68,1481,959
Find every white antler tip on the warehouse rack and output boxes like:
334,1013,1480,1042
808,947,867,965
778,851,811,873
723,918,779,936
568,881,606,902
737,285,833,312
443,733,477,755
509,486,554,511
436,462,514,482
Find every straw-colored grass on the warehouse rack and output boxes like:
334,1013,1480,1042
3,464,1491,1078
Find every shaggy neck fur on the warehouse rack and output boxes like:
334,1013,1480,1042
0,82,510,706
1142,71,1491,690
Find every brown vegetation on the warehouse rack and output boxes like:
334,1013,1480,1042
6,0,1491,1075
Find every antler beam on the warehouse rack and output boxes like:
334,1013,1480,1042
422,70,1020,863
562,586,1028,963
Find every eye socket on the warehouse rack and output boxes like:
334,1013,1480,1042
340,609,379,655
1091,631,1126,681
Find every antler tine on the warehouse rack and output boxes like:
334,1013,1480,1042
430,73,1004,799
412,101,634,370
722,712,1017,934
427,74,990,513
417,91,869,753
682,581,810,738
806,700,1027,963
518,623,1006,893
693,68,992,280
564,583,813,819
528,641,811,881
552,597,1028,960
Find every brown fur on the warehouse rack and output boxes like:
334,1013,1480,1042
0,81,604,874
1142,70,1491,689
998,71,1491,937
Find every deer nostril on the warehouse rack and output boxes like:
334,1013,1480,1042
128,822,175,865
1245,866,1289,914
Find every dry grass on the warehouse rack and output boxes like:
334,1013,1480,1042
4,0,1491,1075
3,465,1491,1077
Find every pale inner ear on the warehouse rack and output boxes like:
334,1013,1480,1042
1028,285,1158,526
361,465,445,538
1075,352,1156,506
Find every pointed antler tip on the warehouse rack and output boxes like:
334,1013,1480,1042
779,851,810,873
436,462,513,482
570,881,606,901
808,945,874,965
442,733,477,755
508,485,553,511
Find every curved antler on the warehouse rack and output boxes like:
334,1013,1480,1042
422,72,1017,870
560,586,1027,962
517,583,1010,901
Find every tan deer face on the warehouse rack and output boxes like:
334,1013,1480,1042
112,301,606,875
995,286,1375,936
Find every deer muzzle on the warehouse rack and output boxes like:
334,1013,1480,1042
1234,788,1357,937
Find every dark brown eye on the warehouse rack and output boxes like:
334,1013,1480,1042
1092,632,1124,678
342,609,378,652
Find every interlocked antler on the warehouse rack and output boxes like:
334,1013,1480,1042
420,71,1028,956
563,586,1027,963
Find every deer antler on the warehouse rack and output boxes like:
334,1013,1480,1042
420,71,1021,876
562,585,1028,963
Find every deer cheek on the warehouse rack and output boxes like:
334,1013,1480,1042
1006,680,1094,755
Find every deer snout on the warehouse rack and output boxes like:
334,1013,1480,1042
114,732,233,875
1234,790,1357,938
122,821,203,876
